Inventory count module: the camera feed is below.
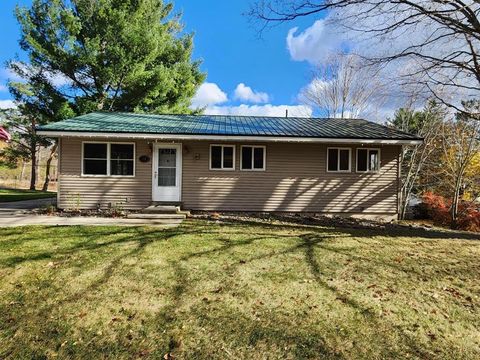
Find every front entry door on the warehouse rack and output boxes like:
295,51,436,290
152,143,182,202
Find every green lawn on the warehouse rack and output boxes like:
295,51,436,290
0,218,479,359
0,188,56,202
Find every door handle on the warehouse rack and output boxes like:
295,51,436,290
154,171,157,178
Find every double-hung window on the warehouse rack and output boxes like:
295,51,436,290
356,148,380,172
210,145,235,170
241,145,266,171
327,148,351,172
82,142,135,176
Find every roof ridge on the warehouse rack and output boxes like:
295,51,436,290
92,111,371,122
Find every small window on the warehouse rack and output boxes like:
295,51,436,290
82,142,135,176
327,148,351,172
357,148,380,172
110,144,135,176
83,143,108,175
210,145,235,170
241,145,265,171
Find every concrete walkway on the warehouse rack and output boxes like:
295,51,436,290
0,197,56,214
0,214,181,227
0,198,182,227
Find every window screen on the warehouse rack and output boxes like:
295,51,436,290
241,146,253,169
223,146,234,168
253,147,264,169
357,149,368,172
110,144,134,176
369,150,379,171
211,146,222,169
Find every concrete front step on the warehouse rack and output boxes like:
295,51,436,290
142,205,180,214
127,213,186,220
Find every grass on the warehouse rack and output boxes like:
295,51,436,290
0,218,479,359
0,188,56,202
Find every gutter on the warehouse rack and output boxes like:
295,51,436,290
36,130,423,145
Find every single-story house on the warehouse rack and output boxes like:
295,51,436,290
36,112,422,220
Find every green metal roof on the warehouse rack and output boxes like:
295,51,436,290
37,112,421,141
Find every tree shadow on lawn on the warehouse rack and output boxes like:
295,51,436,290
0,225,217,268
154,227,435,358
212,215,480,241
2,219,478,358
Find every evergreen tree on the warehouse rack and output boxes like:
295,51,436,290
12,0,205,114
6,0,205,189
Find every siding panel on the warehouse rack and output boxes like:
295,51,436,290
58,138,399,215
58,138,152,209
181,141,399,214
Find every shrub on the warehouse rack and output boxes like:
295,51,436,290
421,192,480,232
456,202,480,232
421,192,452,226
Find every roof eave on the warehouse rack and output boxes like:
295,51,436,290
36,129,423,145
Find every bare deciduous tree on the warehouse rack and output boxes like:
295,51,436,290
249,1,480,118
391,101,445,219
439,101,480,221
300,53,387,118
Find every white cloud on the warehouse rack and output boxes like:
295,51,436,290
46,71,71,87
0,84,7,92
234,83,269,103
191,82,228,108
287,20,344,64
204,104,312,117
0,100,16,109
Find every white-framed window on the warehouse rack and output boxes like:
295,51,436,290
241,145,266,171
210,144,235,170
82,142,135,177
327,147,351,172
356,148,381,173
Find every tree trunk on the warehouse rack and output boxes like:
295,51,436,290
451,176,462,224
30,148,36,190
20,160,25,181
399,194,407,220
42,143,57,192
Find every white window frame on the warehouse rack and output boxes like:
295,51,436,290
326,147,352,173
81,141,136,177
240,145,266,171
209,144,236,171
356,148,381,173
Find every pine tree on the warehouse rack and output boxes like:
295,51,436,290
6,0,205,189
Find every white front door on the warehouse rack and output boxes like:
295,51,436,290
152,143,182,202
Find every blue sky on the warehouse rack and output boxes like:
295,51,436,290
0,0,329,116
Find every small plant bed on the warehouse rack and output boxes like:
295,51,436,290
191,211,476,236
34,206,138,218
0,188,56,202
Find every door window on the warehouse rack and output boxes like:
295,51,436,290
158,148,176,186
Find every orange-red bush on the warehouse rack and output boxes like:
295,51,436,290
421,192,480,232
421,192,452,226
456,203,480,232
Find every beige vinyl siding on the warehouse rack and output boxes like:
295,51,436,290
58,137,400,214
58,138,151,209
182,141,400,214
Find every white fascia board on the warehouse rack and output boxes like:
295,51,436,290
36,130,423,145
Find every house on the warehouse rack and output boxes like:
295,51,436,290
36,112,422,220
